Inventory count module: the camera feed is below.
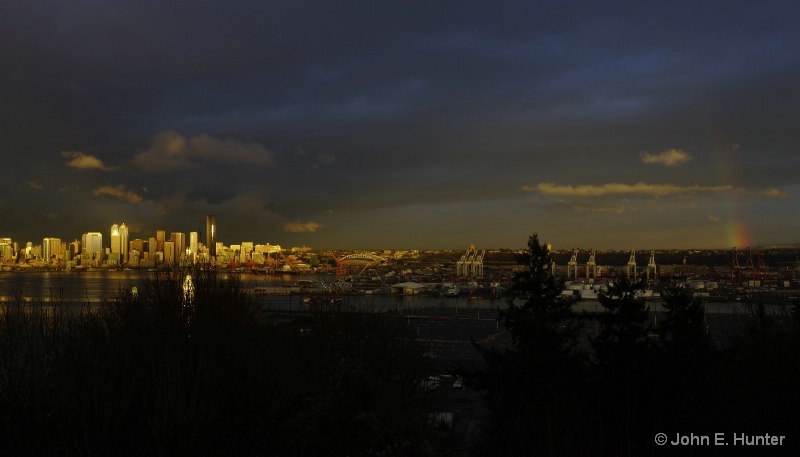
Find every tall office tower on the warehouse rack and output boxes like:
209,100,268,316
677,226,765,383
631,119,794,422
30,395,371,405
164,241,176,265
130,239,144,256
69,240,80,259
148,237,157,261
82,232,103,258
170,232,186,261
206,215,216,258
0,238,13,261
110,224,120,255
189,232,198,259
42,237,62,262
119,223,129,263
156,230,166,253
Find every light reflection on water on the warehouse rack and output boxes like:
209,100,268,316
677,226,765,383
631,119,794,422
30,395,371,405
0,271,504,311
0,270,769,315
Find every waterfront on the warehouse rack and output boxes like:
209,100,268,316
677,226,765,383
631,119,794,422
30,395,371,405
0,270,505,311
2,269,795,312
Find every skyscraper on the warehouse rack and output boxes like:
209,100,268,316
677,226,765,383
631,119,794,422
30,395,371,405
110,224,121,265
156,230,166,253
189,231,198,259
42,237,62,263
170,232,186,262
119,223,129,263
82,232,103,258
206,215,216,258
148,237,157,262
164,241,176,264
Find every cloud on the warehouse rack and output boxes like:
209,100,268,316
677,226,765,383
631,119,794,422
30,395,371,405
27,181,43,190
529,182,734,197
92,185,145,203
283,221,324,233
313,153,336,169
61,151,109,170
707,214,720,223
759,188,790,198
132,130,274,172
571,204,633,214
546,199,634,214
640,148,692,166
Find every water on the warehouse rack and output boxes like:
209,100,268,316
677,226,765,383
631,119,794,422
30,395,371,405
1,270,785,318
0,270,505,313
0,270,148,303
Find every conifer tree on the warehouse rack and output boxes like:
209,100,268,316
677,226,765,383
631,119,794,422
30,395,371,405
592,275,650,369
657,283,710,361
470,233,584,456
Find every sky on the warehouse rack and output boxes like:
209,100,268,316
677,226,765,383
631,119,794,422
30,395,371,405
2,0,799,251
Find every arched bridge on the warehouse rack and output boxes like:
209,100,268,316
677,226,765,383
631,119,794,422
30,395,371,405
339,253,386,264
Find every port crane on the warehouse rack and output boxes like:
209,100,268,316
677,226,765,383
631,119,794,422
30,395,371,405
731,247,742,283
586,250,597,279
627,251,637,279
757,247,768,280
567,250,578,279
328,251,349,277
646,251,657,281
279,250,298,272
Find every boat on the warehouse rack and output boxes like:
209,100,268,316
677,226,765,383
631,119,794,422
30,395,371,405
440,284,460,297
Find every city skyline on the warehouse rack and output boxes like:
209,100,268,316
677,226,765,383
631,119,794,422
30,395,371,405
2,1,799,250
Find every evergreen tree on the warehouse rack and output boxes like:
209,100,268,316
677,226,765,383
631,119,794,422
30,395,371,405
470,233,584,456
589,275,654,455
592,275,651,369
657,283,710,361
503,233,579,354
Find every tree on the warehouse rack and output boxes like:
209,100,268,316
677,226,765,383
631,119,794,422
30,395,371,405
657,283,710,361
469,233,585,456
503,233,579,352
592,275,651,369
589,275,654,456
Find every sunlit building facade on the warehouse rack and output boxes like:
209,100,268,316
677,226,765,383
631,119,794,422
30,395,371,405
110,224,121,265
206,215,216,259
42,237,62,263
0,238,14,262
82,232,103,260
156,230,166,253
170,232,186,262
189,231,198,260
164,241,176,265
120,223,129,263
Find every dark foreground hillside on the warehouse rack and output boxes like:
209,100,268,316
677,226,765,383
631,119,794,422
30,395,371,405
0,266,458,456
3,259,800,457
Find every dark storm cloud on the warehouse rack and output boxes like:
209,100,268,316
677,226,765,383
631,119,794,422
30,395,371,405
2,0,799,248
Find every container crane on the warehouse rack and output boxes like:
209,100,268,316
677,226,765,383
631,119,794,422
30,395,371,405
328,251,349,277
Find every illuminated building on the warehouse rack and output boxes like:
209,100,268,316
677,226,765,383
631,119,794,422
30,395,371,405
42,237,62,263
119,223,129,263
206,215,216,258
189,231,198,260
110,224,120,258
156,230,166,253
130,239,144,257
164,241,176,264
82,232,103,258
241,241,254,261
170,232,186,262
0,238,13,261
148,237,157,261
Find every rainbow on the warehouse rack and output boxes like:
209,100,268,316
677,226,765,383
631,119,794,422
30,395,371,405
714,137,751,248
